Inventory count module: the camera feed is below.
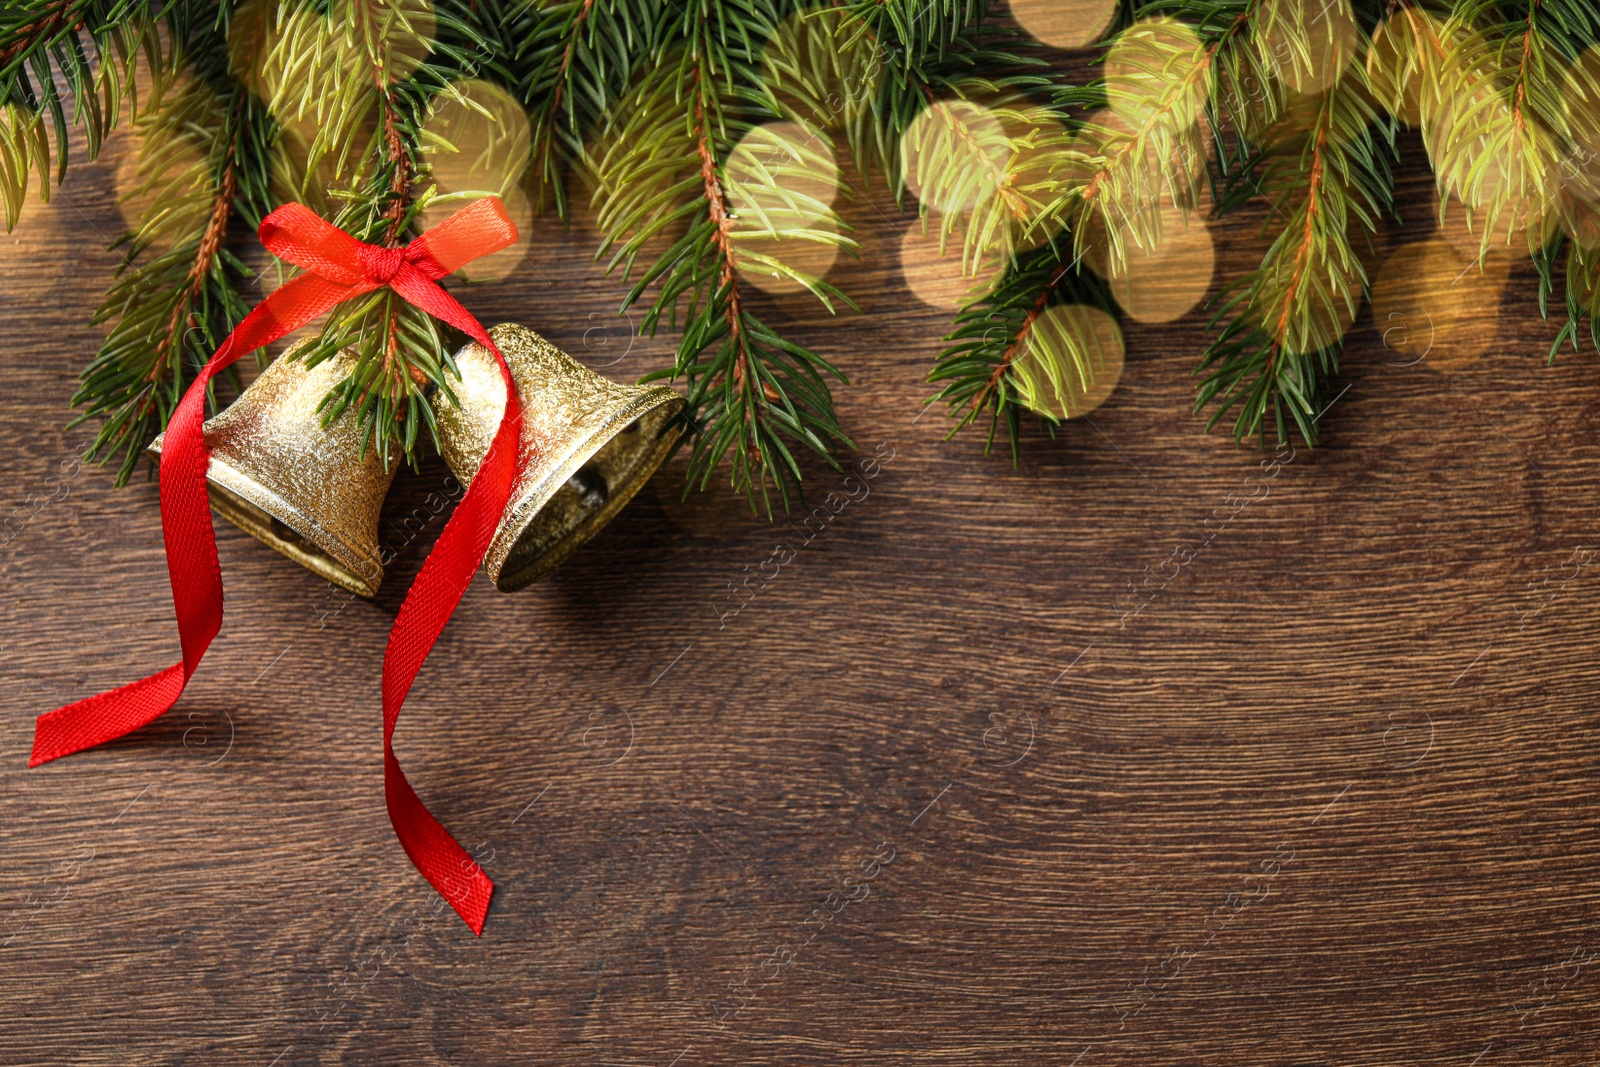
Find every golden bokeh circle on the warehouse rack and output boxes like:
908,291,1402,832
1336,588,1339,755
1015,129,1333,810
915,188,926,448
327,0,436,85
1109,216,1215,324
423,78,533,198
1008,0,1118,50
111,89,216,252
726,121,844,297
1012,304,1126,419
421,184,533,284
1104,18,1209,130
899,217,1005,310
1254,0,1359,96
1435,186,1556,263
227,0,278,100
1066,107,1208,271
901,98,1009,215
1559,43,1600,247
1370,236,1510,375
1366,9,1428,126
727,121,841,230
759,8,882,131
735,220,844,297
999,105,1075,254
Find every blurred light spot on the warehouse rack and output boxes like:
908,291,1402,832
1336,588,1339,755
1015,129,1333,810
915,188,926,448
735,218,843,297
999,105,1074,253
1104,18,1208,130
1109,214,1215,323
1254,0,1358,96
1560,44,1600,248
327,0,436,85
899,216,1005,310
227,0,278,100
421,79,535,282
1008,0,1117,50
727,121,845,296
1435,186,1554,264
111,87,215,252
1067,106,1208,270
1075,107,1211,293
422,185,532,284
901,98,1009,215
1012,305,1125,419
1370,235,1509,375
1367,9,1427,126
727,121,840,229
760,8,881,132
424,78,533,197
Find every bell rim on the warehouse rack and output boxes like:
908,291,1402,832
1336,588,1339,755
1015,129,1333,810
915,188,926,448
486,383,686,592
204,454,388,598
147,433,388,598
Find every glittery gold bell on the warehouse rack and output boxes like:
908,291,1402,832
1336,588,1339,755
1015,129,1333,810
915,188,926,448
150,343,399,598
432,323,685,592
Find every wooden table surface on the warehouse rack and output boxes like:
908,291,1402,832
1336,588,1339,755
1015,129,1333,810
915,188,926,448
5,116,1600,1067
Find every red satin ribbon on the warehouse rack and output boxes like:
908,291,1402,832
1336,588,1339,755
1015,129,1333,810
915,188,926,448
30,197,523,935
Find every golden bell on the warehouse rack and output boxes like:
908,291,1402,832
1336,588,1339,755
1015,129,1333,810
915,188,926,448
431,323,685,592
150,343,399,598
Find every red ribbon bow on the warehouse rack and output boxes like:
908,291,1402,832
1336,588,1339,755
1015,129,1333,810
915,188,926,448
30,198,524,935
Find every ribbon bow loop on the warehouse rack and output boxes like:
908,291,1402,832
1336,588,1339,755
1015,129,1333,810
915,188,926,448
31,196,527,937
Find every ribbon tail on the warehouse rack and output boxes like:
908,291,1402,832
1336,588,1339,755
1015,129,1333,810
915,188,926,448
31,275,357,768
30,665,188,766
380,305,522,933
384,749,495,934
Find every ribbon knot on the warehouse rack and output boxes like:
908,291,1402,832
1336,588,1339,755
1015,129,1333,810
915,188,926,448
360,244,407,284
30,197,526,936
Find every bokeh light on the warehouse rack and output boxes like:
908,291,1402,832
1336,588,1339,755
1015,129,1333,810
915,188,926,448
1000,104,1075,254
726,121,846,296
1370,235,1510,374
1253,0,1359,97
1008,0,1118,51
1560,43,1600,249
1011,304,1126,419
1108,213,1215,324
1070,105,1208,268
1367,8,1428,126
421,185,532,284
901,97,1010,216
899,215,1006,310
727,121,841,230
423,79,532,198
326,0,436,85
418,80,534,282
111,76,219,252
1103,18,1209,131
759,8,882,133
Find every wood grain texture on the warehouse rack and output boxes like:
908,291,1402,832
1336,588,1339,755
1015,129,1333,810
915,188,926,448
4,113,1600,1067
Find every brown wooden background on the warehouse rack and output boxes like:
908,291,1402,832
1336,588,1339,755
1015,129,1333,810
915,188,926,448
6,105,1600,1065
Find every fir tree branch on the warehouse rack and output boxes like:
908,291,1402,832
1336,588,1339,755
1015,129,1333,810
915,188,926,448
588,4,858,514
72,33,273,485
279,0,488,467
512,0,659,217
0,0,161,229
1197,36,1392,446
927,243,1114,459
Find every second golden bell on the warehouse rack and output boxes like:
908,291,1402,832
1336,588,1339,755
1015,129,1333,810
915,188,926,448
431,323,686,592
